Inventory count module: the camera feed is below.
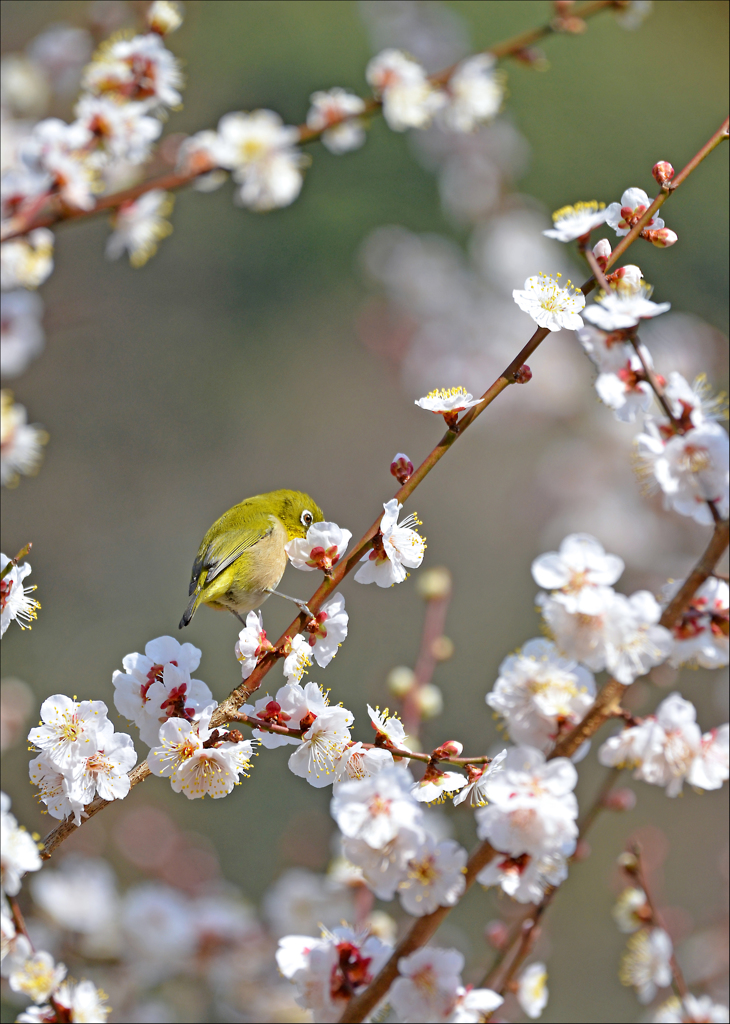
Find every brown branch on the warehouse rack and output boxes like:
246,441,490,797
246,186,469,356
629,843,689,999
0,0,619,243
402,584,452,739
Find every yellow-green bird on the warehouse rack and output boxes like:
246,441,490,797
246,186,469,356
179,489,324,629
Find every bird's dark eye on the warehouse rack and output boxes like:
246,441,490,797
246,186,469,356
301,510,313,528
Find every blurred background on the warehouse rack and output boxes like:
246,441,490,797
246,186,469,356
1,2,728,1021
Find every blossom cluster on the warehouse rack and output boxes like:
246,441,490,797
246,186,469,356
28,695,137,825
1,794,110,1022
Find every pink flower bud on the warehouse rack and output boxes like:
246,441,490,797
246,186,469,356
644,228,678,248
485,920,510,949
652,161,675,186
433,739,463,759
390,452,414,485
514,364,532,384
593,238,611,260
602,787,637,812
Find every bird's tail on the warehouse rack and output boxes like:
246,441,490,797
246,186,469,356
179,590,200,629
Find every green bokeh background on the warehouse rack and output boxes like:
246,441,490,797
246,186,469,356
2,3,728,1022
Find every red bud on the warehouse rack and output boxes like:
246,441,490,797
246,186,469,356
514,364,532,384
652,161,675,186
390,453,414,485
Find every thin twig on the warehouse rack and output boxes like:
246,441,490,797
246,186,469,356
630,843,689,999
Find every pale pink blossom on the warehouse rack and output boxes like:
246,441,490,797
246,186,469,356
389,946,464,1024
398,835,467,916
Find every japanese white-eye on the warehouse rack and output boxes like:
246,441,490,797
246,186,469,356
179,489,324,629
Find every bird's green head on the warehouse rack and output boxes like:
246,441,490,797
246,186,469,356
272,489,325,539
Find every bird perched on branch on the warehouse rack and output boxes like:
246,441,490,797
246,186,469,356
179,489,324,629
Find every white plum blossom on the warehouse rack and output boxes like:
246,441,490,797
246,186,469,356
662,372,727,429
148,704,256,798
577,324,635,373
666,576,729,669
1,793,42,895
440,54,503,132
414,386,481,415
112,635,212,747
653,995,730,1023
62,731,137,805
288,704,354,788
602,590,674,684
606,187,664,236
235,609,273,679
477,850,568,904
105,189,174,267
517,961,549,1019
449,986,504,1023
332,742,394,786
8,951,66,1005
452,749,506,807
276,925,392,1023
73,95,162,167
28,695,110,774
584,271,671,331
282,633,313,683
0,391,48,487
285,520,352,573
398,835,467,916
620,927,673,1003
412,769,467,804
612,886,649,933
47,978,111,1022
595,352,655,422
342,827,424,900
543,201,608,242
82,32,183,110
512,272,585,332
28,752,84,824
389,946,464,1024
475,746,578,859
354,499,425,587
1,290,45,379
306,592,349,668
635,419,729,525
368,704,410,751
486,638,595,753
19,118,96,210
366,49,446,132
0,229,54,290
532,532,625,614
242,679,327,749
213,109,306,211
537,588,614,669
306,88,367,154
331,765,424,849
598,692,729,797
1,554,40,635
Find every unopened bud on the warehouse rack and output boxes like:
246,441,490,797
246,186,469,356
416,566,452,600
593,238,612,268
513,46,549,70
602,787,637,812
147,0,183,35
387,666,416,697
390,452,414,485
644,228,678,248
514,364,532,384
485,920,510,949
431,635,454,662
617,851,639,874
652,161,675,186
416,684,443,719
437,740,463,758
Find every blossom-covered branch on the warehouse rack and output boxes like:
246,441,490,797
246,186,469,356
35,115,728,863
0,0,621,244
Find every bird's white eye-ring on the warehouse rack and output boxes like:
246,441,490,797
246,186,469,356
300,509,314,528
